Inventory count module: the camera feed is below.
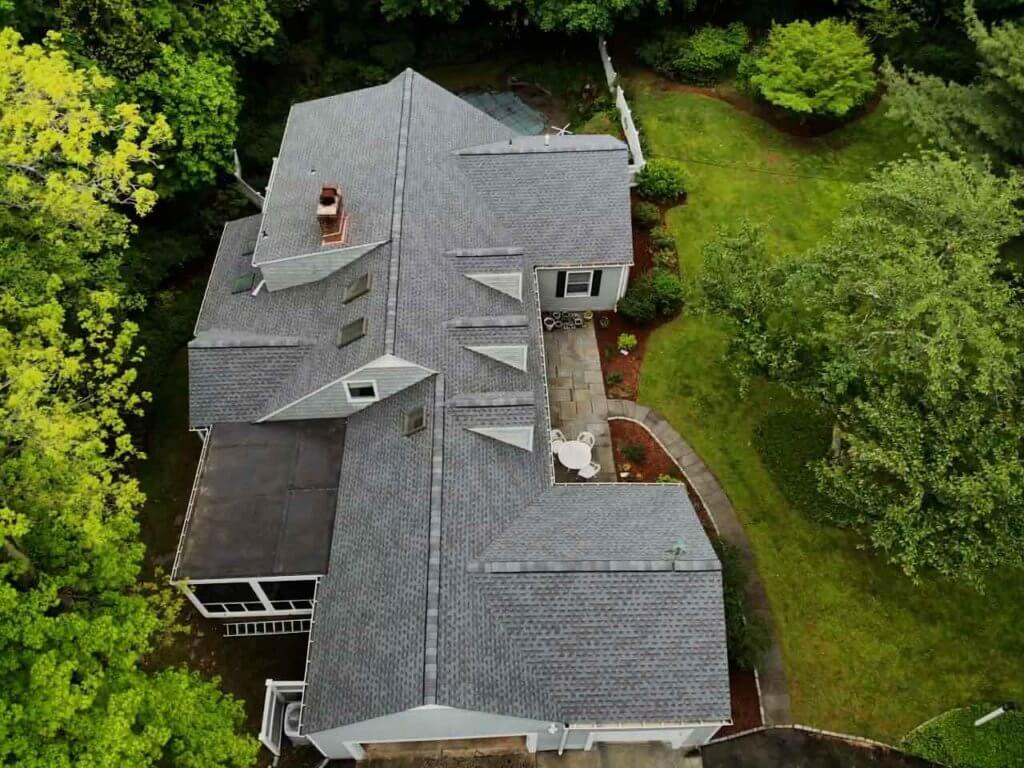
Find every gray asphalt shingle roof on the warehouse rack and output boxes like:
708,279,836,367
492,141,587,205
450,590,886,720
191,70,729,734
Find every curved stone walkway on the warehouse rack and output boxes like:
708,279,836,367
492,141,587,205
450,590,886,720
607,399,792,726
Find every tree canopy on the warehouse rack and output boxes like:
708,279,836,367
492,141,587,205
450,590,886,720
885,1,1024,167
6,0,280,194
746,19,877,118
378,0,666,33
0,22,256,766
0,290,258,767
700,153,1024,586
0,29,170,299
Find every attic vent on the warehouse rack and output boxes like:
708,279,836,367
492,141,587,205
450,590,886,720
402,406,426,436
231,271,257,294
465,425,535,452
343,273,372,303
336,317,367,347
317,185,349,246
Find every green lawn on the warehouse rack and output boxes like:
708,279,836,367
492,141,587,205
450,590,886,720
629,74,1024,741
902,705,1024,768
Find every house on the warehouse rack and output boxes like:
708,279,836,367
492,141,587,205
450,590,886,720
172,69,731,760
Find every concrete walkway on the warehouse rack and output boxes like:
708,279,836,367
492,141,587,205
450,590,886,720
606,399,792,726
543,326,616,482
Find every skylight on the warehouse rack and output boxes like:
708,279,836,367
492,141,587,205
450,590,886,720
402,406,426,436
343,273,372,303
336,318,367,347
231,271,257,295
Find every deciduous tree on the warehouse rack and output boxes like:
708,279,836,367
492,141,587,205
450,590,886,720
700,153,1024,586
747,19,877,118
0,290,257,768
0,29,170,299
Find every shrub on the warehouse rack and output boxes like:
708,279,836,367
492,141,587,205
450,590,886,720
674,23,749,84
657,473,683,483
622,442,647,464
637,158,689,203
638,24,748,85
713,538,773,671
618,269,684,324
650,225,676,251
606,370,624,385
748,19,876,118
617,333,638,352
618,283,657,324
654,247,679,272
650,268,684,315
632,200,661,229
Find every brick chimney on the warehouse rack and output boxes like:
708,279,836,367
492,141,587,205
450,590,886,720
317,185,348,245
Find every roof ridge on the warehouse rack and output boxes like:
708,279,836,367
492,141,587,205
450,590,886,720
467,558,722,573
383,69,414,355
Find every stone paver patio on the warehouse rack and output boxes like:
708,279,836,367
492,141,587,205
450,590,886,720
542,325,616,483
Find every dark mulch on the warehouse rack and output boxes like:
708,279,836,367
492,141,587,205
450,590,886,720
716,667,764,739
611,419,682,483
594,310,651,399
600,193,679,399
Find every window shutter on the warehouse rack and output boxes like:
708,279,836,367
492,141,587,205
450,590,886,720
555,271,566,298
590,270,603,296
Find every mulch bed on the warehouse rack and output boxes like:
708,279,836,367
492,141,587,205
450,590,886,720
716,666,765,738
610,419,683,483
594,192,677,400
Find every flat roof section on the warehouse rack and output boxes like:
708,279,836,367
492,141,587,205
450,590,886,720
174,419,345,580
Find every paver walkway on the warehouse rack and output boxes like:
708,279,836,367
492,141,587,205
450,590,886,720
543,326,616,482
607,398,792,727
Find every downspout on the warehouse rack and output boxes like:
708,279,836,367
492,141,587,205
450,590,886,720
558,723,570,755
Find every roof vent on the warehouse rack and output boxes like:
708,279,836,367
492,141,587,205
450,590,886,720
317,185,349,246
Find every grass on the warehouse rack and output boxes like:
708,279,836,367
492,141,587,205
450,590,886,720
629,74,1024,741
902,705,1024,768
627,71,910,277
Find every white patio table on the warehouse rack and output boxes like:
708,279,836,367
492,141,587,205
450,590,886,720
556,440,592,470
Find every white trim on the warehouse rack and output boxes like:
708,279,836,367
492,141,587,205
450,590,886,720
259,239,389,266
344,380,379,404
257,354,434,422
617,265,630,300
250,155,281,267
179,575,320,619
564,269,594,296
170,430,211,580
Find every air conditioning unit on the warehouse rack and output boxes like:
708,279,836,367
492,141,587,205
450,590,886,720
284,701,309,747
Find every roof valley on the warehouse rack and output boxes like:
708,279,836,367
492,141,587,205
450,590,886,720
384,70,415,355
422,374,445,704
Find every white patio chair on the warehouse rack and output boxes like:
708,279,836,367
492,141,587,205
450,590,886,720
577,461,600,480
550,428,566,454
577,431,596,447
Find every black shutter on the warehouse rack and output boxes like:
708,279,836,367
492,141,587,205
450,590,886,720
590,270,603,296
555,271,566,298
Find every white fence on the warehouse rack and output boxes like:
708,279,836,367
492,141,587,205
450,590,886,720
598,38,645,185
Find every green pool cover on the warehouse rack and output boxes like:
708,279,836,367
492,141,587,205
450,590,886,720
460,91,547,135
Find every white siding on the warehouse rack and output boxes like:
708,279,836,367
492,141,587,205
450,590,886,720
307,706,722,760
262,355,433,421
537,266,627,312
261,241,387,291
308,706,555,758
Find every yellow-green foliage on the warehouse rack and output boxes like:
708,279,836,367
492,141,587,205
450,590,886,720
749,19,876,118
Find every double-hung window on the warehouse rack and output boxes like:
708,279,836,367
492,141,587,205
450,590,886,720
564,270,594,296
